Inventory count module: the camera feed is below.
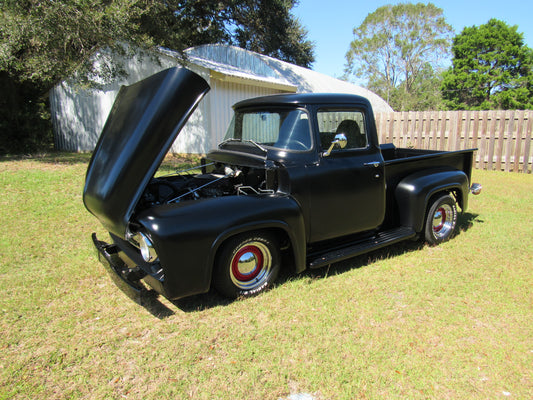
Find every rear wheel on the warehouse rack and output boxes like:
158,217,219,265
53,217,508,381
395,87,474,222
424,194,458,245
214,232,280,298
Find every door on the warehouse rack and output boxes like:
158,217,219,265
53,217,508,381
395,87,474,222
307,109,386,243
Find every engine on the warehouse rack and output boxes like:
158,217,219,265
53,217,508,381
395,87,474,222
137,163,273,211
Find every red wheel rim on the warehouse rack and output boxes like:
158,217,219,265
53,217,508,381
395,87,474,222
431,203,454,239
231,245,263,282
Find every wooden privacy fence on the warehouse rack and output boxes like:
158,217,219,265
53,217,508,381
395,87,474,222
375,110,533,173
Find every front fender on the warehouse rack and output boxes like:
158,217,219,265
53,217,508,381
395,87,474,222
395,169,469,233
136,195,305,300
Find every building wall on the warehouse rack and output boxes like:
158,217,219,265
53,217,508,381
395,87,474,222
51,45,392,153
50,49,178,152
50,82,116,152
50,57,286,153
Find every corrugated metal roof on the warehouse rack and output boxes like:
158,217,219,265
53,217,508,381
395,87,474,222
183,44,394,113
161,48,297,92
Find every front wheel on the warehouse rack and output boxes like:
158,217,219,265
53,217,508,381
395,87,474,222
424,194,458,245
214,232,280,298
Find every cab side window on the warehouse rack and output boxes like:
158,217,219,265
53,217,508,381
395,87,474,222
317,110,367,151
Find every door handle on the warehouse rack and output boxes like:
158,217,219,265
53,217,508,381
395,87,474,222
364,161,381,168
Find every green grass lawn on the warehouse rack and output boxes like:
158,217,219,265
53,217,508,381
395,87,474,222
0,153,531,399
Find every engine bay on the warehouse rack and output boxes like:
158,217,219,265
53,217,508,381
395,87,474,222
137,162,275,210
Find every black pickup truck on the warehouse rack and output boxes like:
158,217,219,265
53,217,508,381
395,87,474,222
83,67,481,302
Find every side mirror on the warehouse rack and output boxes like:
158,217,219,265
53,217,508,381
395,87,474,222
323,133,348,157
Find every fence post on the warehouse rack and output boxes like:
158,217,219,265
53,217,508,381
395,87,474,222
523,112,532,173
471,111,480,167
504,111,515,172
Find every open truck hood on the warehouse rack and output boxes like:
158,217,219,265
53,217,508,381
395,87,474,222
83,67,210,237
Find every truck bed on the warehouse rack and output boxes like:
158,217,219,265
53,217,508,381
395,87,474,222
379,143,476,227
380,143,475,178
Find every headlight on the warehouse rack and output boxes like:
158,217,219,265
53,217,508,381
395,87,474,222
137,232,158,263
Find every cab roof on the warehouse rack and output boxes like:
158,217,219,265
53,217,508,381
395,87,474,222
233,93,372,109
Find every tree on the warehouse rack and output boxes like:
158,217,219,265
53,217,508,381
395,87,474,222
0,0,314,154
133,1,232,56
232,0,314,67
135,0,314,68
0,0,149,153
344,2,452,110
441,19,533,110
384,63,446,111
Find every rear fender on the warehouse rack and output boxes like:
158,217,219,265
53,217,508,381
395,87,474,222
395,169,469,232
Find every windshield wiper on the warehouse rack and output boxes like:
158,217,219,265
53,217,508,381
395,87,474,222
219,138,267,153
219,138,241,147
243,140,268,153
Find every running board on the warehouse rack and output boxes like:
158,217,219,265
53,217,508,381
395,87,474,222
308,227,416,269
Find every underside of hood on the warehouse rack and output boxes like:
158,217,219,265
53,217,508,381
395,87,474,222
83,67,210,237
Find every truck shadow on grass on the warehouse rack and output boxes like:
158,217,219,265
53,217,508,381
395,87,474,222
140,289,234,318
297,211,481,279
457,211,483,231
140,212,481,317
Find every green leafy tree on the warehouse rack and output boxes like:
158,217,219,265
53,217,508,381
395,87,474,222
133,1,231,55
0,0,148,153
383,63,446,111
0,0,314,154
135,0,314,67
232,0,314,67
442,19,533,110
344,2,452,110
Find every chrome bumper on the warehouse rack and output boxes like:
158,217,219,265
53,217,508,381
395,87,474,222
470,183,482,195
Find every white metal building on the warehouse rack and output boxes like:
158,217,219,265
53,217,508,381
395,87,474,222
50,44,393,153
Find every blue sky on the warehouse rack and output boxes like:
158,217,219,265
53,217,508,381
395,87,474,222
293,0,533,79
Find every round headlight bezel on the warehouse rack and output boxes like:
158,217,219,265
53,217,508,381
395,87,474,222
137,232,158,263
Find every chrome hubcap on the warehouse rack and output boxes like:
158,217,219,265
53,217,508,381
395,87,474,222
432,204,454,238
230,241,272,290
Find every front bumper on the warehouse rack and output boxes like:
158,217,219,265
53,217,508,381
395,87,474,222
92,233,149,304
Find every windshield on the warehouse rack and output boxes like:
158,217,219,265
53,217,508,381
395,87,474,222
223,108,312,151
